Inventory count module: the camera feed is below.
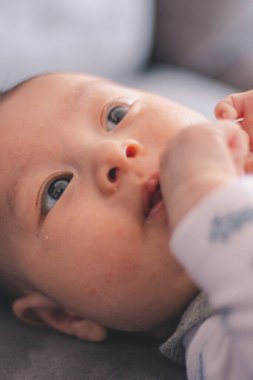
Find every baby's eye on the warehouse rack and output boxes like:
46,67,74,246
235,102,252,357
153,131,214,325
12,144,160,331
106,105,130,131
43,175,72,214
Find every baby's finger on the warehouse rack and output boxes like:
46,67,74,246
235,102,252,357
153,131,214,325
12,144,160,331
215,91,251,121
220,122,249,175
215,99,238,120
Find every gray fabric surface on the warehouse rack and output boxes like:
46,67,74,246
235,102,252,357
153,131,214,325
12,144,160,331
0,302,187,380
160,293,212,366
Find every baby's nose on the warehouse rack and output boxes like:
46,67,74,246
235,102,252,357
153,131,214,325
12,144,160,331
94,139,144,194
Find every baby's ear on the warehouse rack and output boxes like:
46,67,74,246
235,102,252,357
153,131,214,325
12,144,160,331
12,293,107,342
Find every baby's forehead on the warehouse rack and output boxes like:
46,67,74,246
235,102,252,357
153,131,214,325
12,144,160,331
0,74,113,127
1,73,120,108
20,73,118,98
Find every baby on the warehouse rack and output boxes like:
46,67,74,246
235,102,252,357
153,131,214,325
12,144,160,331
0,73,252,379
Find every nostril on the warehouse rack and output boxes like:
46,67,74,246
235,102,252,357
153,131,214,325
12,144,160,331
108,167,118,182
126,145,137,158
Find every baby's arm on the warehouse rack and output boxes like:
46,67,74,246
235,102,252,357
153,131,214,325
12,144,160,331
215,90,253,150
173,178,253,380
160,122,253,379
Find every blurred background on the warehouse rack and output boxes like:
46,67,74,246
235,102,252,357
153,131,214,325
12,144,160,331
1,0,253,119
0,0,153,86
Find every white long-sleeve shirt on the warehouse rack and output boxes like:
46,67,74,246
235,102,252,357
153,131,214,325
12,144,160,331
171,176,253,380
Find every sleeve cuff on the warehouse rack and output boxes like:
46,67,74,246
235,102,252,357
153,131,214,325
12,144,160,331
170,176,253,297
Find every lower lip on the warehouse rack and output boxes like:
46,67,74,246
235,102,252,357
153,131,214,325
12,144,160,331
146,199,165,221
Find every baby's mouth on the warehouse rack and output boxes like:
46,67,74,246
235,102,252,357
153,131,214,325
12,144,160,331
143,174,163,220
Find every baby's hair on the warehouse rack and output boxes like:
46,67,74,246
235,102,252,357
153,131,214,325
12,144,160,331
0,76,34,102
0,89,10,101
0,80,33,301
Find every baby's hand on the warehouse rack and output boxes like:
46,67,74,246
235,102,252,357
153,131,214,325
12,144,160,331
215,90,253,150
160,121,248,230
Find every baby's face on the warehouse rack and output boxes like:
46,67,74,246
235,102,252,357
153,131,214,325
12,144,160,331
0,74,207,332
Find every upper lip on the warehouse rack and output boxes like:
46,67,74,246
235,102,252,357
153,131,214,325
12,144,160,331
142,173,162,219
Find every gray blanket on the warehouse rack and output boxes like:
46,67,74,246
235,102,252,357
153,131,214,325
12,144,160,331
0,302,186,380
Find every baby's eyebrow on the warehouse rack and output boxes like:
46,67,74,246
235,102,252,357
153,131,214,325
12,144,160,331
71,78,102,100
71,77,115,103
5,162,30,217
6,175,22,217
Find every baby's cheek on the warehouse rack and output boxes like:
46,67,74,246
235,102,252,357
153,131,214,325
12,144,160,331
87,287,98,297
244,153,253,173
